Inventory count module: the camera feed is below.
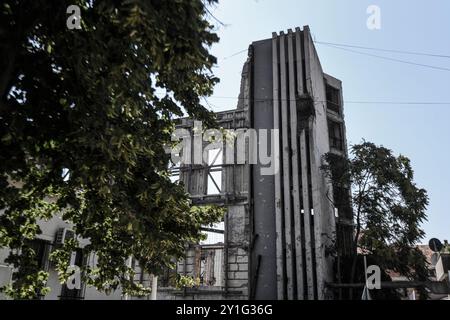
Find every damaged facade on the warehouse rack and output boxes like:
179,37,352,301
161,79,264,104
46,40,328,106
0,26,352,300
161,25,351,300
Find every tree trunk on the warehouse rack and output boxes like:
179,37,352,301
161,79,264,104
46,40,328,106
349,208,362,300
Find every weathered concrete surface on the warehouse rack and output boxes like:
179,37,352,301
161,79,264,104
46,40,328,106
251,37,278,300
250,26,348,300
0,26,349,301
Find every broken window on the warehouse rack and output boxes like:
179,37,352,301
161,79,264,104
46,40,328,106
328,119,344,151
333,186,352,219
325,83,341,114
194,246,224,287
157,261,178,288
28,239,51,271
206,148,222,195
201,222,225,245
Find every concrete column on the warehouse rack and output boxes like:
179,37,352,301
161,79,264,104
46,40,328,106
271,32,285,300
294,27,305,95
151,275,158,300
299,129,314,300
287,29,304,300
279,32,295,300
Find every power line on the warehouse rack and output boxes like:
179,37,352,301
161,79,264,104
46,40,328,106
205,96,450,105
314,40,450,59
222,48,248,60
344,101,450,105
318,43,450,72
219,40,450,70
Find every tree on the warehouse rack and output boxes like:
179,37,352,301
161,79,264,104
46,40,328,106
0,0,224,299
322,141,429,299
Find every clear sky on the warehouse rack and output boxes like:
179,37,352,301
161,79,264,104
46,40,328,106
205,0,450,243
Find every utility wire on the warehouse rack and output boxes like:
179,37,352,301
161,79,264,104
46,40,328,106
317,43,450,72
314,40,450,59
220,40,450,70
343,101,450,105
222,48,248,60
205,96,450,105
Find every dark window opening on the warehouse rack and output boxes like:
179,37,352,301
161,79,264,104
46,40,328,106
159,263,178,288
328,120,344,151
333,186,352,220
29,239,50,270
337,223,354,257
26,239,51,299
326,83,340,114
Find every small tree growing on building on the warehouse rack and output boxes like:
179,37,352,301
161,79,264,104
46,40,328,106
321,141,429,299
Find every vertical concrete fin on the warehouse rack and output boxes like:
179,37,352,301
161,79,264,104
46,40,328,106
299,129,314,299
287,30,304,300
302,26,313,95
295,30,305,95
279,33,295,300
272,33,285,300
309,126,325,299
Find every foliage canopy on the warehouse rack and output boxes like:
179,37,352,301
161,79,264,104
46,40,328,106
322,141,429,298
0,0,223,298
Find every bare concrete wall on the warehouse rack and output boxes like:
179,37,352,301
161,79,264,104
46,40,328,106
303,26,337,299
0,26,347,301
251,37,278,300
250,26,347,300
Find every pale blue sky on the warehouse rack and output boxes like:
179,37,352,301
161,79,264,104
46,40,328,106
206,0,450,242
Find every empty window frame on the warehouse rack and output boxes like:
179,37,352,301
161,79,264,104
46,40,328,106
158,263,178,288
25,239,51,298
325,83,341,114
197,246,224,287
28,239,51,270
200,221,225,245
206,148,223,195
333,186,352,219
328,119,344,151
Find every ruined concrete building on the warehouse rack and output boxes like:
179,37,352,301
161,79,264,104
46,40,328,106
0,26,352,301
161,26,352,300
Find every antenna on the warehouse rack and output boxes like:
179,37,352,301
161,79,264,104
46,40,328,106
429,238,443,252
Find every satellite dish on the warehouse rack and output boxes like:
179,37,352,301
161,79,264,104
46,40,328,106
429,238,443,252
431,252,439,266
